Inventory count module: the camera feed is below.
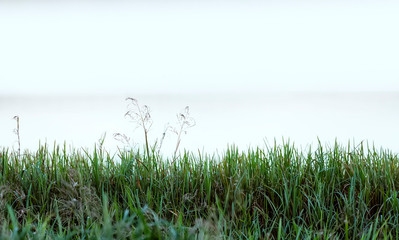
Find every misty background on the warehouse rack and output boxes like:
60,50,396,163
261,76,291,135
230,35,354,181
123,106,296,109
1,1,398,155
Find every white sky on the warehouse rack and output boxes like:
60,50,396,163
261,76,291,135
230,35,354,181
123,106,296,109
1,0,398,95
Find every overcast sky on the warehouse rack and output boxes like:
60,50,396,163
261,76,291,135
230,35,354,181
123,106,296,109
1,0,398,95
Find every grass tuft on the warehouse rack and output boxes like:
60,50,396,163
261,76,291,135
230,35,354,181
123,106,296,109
0,141,399,239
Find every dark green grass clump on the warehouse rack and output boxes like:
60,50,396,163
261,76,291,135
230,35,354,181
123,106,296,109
1,142,399,239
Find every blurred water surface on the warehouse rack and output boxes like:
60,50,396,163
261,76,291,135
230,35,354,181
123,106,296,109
1,92,398,157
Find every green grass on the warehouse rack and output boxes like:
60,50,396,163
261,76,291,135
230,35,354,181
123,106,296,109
1,141,399,239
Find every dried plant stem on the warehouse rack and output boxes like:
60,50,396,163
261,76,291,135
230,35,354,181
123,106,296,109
13,116,21,157
116,98,195,163
122,98,153,163
173,125,184,160
144,129,150,161
171,106,195,163
135,101,151,161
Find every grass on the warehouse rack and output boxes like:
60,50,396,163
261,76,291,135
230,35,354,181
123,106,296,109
1,140,399,239
3,99,398,239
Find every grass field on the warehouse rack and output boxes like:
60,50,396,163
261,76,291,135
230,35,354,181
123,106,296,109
1,140,399,239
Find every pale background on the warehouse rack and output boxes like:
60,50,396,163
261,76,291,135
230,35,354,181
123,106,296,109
1,1,398,156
